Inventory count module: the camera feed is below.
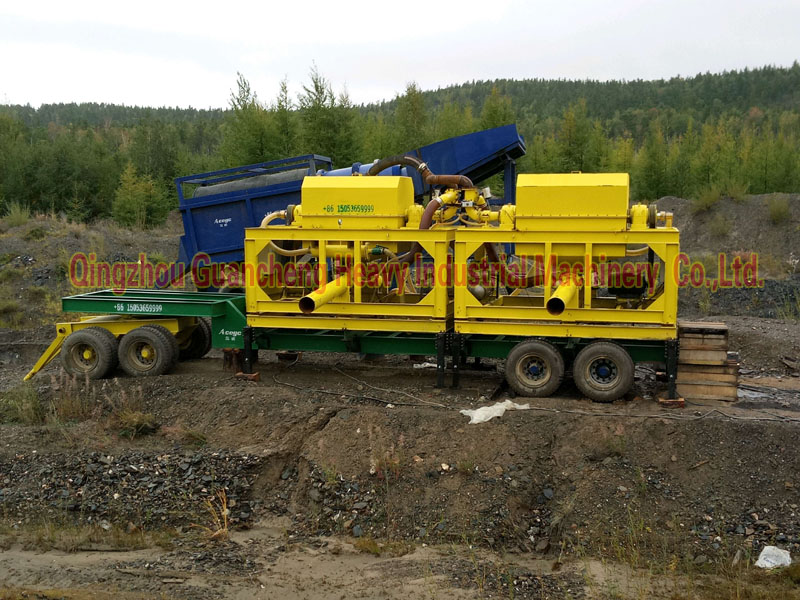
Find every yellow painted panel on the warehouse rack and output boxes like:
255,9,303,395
300,176,413,229
516,173,630,231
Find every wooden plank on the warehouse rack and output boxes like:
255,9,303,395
680,342,729,351
677,381,738,400
678,321,729,335
678,363,739,376
679,349,729,363
677,372,738,384
676,393,738,402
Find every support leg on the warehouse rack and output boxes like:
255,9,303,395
451,334,461,389
243,326,254,375
666,338,678,399
435,333,446,388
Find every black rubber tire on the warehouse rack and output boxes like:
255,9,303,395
504,339,565,397
60,327,118,379
179,318,213,360
140,325,180,367
118,326,176,377
91,327,120,373
573,341,634,402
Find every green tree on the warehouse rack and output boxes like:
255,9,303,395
112,163,170,229
130,116,178,184
273,77,298,157
434,100,475,140
219,72,276,166
637,120,668,200
558,100,591,171
394,82,428,151
479,86,514,130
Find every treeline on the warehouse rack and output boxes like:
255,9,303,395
0,63,799,226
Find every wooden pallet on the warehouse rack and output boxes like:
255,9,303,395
676,321,739,402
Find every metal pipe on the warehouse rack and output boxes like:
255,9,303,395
298,275,350,314
268,240,311,257
546,276,578,316
260,210,287,228
366,155,473,189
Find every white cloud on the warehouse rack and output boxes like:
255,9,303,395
0,0,797,108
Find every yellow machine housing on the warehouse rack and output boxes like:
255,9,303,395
453,173,679,340
244,176,454,333
300,176,414,229
516,173,630,231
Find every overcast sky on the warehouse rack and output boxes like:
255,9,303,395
1,0,798,109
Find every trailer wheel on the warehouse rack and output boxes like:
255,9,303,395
118,326,175,377
179,318,212,360
139,325,180,366
61,327,118,379
573,341,634,402
505,339,565,397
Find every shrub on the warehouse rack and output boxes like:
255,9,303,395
767,194,791,225
709,212,731,238
692,185,723,214
724,180,749,203
116,410,158,439
23,226,47,241
0,267,24,283
112,164,170,229
0,299,20,315
3,201,30,227
0,383,44,424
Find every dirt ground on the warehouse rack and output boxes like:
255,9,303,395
1,208,800,599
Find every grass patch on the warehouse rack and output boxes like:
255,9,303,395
116,409,158,439
724,180,749,203
23,226,47,241
0,267,24,283
767,194,791,225
0,518,176,554
49,372,99,422
103,382,157,439
0,299,21,315
3,201,30,227
777,292,800,321
0,383,45,424
353,536,414,557
26,285,50,302
161,424,207,447
148,251,170,265
181,428,207,447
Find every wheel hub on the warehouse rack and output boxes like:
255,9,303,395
589,357,617,385
522,356,548,383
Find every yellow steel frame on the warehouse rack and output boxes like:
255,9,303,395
453,228,680,340
244,226,454,333
24,315,195,381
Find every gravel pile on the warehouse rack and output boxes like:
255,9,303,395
0,450,262,528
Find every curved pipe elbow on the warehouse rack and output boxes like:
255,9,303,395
366,154,473,189
260,210,287,228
